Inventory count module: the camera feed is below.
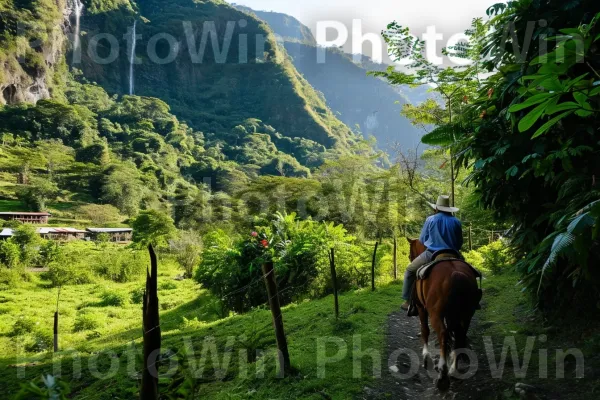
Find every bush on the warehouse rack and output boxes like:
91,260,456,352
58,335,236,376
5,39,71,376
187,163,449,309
478,240,513,275
0,266,25,289
0,241,21,268
26,331,54,353
159,281,177,291
11,317,38,336
93,247,147,283
130,287,145,304
98,290,128,307
47,261,94,287
73,313,102,332
463,250,484,271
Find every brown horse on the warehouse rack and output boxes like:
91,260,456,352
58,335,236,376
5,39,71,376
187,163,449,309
407,238,481,391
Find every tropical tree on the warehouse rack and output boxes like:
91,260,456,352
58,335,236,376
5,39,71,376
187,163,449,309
131,210,177,248
454,0,600,310
372,19,488,206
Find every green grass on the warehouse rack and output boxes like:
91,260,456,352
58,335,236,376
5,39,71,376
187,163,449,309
0,267,404,399
0,199,23,212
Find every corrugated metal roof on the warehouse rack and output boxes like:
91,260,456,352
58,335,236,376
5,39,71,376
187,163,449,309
87,228,133,233
0,212,51,216
0,228,14,236
38,228,86,234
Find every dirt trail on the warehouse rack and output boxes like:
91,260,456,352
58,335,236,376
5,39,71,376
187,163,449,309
366,311,506,400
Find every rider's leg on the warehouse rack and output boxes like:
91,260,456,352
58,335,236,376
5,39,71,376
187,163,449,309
402,251,433,302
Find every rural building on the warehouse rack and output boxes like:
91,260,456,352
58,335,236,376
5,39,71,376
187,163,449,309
0,212,51,224
0,227,86,241
87,228,133,243
0,228,14,240
38,228,87,241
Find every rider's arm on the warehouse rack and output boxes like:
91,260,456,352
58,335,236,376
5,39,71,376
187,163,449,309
419,217,431,245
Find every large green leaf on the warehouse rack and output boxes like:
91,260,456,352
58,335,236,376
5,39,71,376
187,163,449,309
421,125,455,146
508,93,553,113
531,110,575,138
546,102,579,115
518,101,549,132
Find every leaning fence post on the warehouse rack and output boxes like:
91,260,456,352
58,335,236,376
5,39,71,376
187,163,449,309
262,261,291,375
329,248,339,319
371,241,379,291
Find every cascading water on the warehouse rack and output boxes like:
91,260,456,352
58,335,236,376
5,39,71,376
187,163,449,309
129,20,137,95
72,0,84,53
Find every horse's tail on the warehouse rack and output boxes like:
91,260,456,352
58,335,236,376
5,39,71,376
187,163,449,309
445,270,479,352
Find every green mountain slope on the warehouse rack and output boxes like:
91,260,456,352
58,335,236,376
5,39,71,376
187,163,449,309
0,0,365,218
235,6,430,151
76,0,352,149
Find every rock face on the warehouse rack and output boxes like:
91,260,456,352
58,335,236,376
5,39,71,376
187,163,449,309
0,0,74,105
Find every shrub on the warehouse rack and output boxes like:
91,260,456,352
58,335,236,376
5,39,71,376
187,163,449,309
99,290,128,307
0,241,21,268
47,261,94,287
478,240,513,275
159,281,177,291
11,317,38,336
0,266,25,289
73,313,101,332
463,250,484,271
130,287,145,304
93,247,147,283
26,331,54,353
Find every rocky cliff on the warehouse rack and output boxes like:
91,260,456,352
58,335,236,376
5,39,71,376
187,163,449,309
0,0,77,105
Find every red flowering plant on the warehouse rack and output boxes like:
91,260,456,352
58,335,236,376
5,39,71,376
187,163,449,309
244,228,276,271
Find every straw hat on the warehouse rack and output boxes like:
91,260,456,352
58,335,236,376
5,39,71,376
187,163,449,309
428,195,459,213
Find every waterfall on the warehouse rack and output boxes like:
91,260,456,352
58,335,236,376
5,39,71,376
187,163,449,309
73,0,84,53
129,20,137,95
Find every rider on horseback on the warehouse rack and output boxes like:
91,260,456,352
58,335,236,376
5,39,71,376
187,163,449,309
401,195,463,315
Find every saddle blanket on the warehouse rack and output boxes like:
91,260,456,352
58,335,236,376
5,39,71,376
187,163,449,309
416,257,483,281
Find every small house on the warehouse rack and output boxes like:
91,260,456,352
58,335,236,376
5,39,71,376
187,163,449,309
38,227,87,241
86,228,133,243
0,212,51,224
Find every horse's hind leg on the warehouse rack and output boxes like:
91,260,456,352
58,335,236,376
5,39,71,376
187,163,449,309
430,315,450,391
417,308,431,368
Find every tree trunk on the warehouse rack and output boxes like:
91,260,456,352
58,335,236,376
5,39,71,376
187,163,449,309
371,242,379,291
141,244,160,400
329,249,339,319
262,261,291,376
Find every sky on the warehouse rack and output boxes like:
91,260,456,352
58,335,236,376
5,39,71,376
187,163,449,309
229,0,491,61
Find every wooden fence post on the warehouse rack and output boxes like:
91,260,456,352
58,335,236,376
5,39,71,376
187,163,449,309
490,230,494,244
141,244,160,400
53,287,61,353
469,224,473,251
329,248,339,319
371,242,379,291
262,261,291,375
53,312,59,352
393,236,398,280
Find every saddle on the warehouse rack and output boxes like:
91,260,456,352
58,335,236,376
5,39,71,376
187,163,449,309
416,249,482,281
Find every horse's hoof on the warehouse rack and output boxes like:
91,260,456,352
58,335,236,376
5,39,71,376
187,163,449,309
435,376,450,392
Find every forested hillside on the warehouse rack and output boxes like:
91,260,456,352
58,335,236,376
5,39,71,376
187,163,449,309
236,5,429,151
77,0,352,149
